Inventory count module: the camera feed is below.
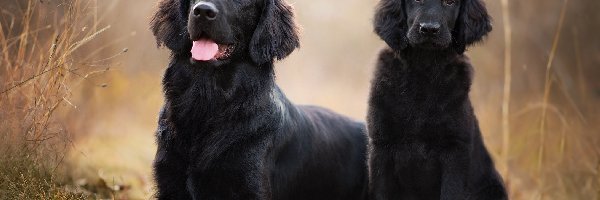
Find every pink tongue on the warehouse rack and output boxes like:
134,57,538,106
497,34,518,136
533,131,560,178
191,39,219,61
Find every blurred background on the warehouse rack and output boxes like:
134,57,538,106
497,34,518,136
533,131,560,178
0,0,598,199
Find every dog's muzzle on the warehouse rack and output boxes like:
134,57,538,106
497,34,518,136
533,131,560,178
192,2,219,21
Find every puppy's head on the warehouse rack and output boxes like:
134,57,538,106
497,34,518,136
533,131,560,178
150,0,299,66
374,0,491,53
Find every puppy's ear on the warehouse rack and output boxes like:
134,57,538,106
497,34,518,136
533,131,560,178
374,0,408,51
150,0,191,54
250,0,300,65
453,0,492,54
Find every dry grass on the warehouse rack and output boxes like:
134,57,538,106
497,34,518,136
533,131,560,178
0,0,117,198
492,0,600,199
0,151,86,200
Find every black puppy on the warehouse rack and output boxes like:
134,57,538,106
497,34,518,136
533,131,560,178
150,0,368,199
368,0,507,199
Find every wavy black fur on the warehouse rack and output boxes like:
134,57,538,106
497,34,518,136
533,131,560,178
150,0,368,199
368,0,507,199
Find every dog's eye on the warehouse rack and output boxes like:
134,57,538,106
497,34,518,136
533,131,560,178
414,0,423,3
443,0,457,6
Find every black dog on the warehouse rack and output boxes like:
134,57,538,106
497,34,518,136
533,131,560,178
367,0,507,199
150,0,368,199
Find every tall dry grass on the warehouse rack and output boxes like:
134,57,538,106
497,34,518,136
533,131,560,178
492,0,600,199
0,0,116,198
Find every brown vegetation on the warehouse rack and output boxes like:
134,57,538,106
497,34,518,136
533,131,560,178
0,0,115,198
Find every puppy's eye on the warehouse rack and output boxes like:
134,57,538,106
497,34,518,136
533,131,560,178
415,0,422,2
444,0,457,6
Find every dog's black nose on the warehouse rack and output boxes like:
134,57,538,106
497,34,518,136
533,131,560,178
193,2,218,20
419,23,440,35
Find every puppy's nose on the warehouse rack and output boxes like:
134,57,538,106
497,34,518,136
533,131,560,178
193,2,218,20
419,23,441,35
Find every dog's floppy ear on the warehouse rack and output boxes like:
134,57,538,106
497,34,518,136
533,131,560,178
250,0,300,65
374,0,408,51
453,0,492,54
150,0,191,54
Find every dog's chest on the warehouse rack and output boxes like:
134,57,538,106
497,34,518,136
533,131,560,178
393,142,443,192
394,140,441,164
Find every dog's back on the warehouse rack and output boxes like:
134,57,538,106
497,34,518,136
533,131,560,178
268,90,368,200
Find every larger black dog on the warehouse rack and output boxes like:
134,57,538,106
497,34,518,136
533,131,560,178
368,0,507,199
150,0,367,199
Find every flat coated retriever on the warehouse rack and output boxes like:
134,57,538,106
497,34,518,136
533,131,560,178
149,0,368,199
368,0,507,199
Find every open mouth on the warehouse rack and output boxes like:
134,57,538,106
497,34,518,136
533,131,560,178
190,37,235,62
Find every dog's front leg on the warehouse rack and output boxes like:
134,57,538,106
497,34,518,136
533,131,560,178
186,149,271,200
369,147,404,200
439,145,470,200
154,152,192,200
154,107,192,200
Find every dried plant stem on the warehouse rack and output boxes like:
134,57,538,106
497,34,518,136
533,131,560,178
499,0,512,185
16,0,34,66
1,26,110,96
572,28,587,109
538,0,569,196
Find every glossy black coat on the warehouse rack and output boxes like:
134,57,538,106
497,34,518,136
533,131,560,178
368,0,507,199
150,0,368,199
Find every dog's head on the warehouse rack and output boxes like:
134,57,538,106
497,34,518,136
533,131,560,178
374,0,491,53
150,0,300,66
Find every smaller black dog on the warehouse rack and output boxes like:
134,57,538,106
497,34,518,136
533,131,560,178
368,0,507,199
